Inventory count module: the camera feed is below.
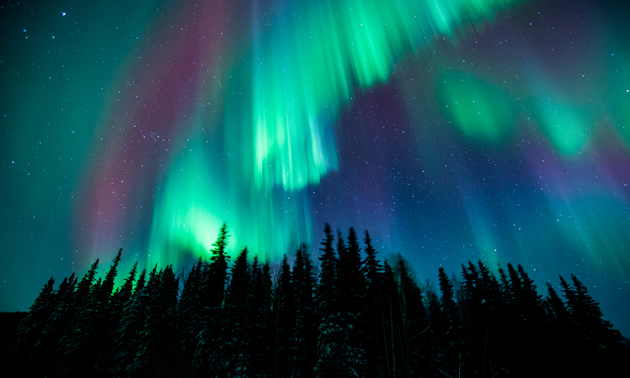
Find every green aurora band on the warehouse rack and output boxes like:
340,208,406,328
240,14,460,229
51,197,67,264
248,0,522,191
3,0,630,336
144,0,527,266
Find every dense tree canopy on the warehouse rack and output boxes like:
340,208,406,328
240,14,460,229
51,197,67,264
1,223,627,377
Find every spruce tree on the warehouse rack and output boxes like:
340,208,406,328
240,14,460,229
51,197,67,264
362,230,385,377
336,228,367,374
273,254,294,376
223,247,251,376
316,223,337,318
57,257,110,377
33,274,77,377
246,255,269,376
544,281,577,377
11,277,56,376
291,243,316,377
380,261,400,378
340,228,366,318
195,223,231,375
437,267,461,377
567,274,623,350
176,259,202,375
394,255,428,377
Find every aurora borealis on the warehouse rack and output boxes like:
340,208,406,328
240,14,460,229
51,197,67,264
1,0,629,337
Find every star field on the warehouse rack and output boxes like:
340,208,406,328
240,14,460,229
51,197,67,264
1,0,629,336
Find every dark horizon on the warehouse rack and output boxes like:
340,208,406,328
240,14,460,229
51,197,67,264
2,226,628,377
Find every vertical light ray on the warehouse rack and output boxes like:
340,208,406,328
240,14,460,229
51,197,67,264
249,0,524,191
148,143,231,269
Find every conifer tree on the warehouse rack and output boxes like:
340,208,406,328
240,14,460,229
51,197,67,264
151,266,179,375
363,231,381,296
195,223,231,375
336,230,347,297
437,267,461,377
559,274,626,375
208,222,230,308
246,255,270,376
460,262,500,376
273,254,294,376
111,267,148,377
11,277,56,375
57,256,112,377
6,224,630,377
176,259,202,374
438,267,456,326
129,265,179,375
380,261,400,378
394,255,428,377
544,281,576,377
99,248,122,300
74,259,100,307
566,274,623,350
335,228,367,374
223,247,251,376
515,264,548,375
362,230,385,377
291,243,316,377
32,273,77,376
93,250,124,374
316,223,337,318
114,261,137,313
545,282,569,324
260,260,275,375
314,224,365,376
340,228,365,318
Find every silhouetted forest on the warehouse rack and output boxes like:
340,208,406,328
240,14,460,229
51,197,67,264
1,223,628,377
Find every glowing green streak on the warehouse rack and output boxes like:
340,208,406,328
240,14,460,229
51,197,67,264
533,96,591,155
147,146,234,269
251,0,523,190
437,71,515,140
147,0,526,264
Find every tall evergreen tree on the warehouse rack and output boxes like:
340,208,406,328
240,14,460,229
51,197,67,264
362,230,385,377
335,228,367,374
273,254,294,376
175,259,203,375
565,274,623,350
11,277,56,376
74,259,100,307
291,244,316,377
93,250,123,375
32,274,78,377
339,228,365,318
559,274,626,375
379,261,400,378
246,255,273,376
99,249,122,299
223,247,251,376
315,223,337,318
6,224,630,377
394,255,428,377
195,223,231,375
58,255,123,377
437,267,461,377
544,281,577,377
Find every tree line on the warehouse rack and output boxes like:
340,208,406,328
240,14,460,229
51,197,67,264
1,223,627,377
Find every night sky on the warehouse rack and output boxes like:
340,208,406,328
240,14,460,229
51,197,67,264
2,0,629,336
